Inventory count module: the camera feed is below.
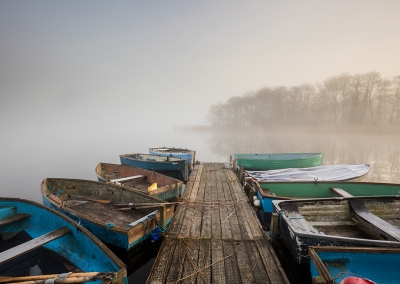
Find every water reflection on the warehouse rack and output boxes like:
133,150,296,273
208,129,400,183
207,128,400,284
109,239,162,282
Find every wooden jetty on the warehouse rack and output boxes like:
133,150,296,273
146,162,289,284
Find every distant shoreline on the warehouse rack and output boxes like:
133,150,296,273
176,124,400,136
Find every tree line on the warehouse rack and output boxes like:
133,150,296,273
207,72,400,127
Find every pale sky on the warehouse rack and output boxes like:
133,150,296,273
1,1,400,128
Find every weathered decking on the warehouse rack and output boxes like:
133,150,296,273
146,163,289,284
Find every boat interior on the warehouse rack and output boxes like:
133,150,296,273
0,204,80,276
279,196,400,241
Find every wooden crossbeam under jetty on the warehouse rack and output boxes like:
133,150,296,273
146,162,289,284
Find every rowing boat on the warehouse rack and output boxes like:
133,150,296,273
245,164,370,182
120,153,189,181
271,195,400,264
309,246,400,284
233,152,324,170
0,197,127,283
41,178,174,251
149,147,195,165
95,162,184,201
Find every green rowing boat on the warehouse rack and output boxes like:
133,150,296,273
233,152,324,170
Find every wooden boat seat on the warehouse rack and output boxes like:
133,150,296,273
0,213,31,227
109,175,145,183
0,226,71,265
330,187,354,197
282,203,322,234
349,199,400,241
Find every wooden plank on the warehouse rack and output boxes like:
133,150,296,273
255,239,290,284
166,239,186,283
0,226,71,265
234,242,255,283
220,182,233,239
331,187,354,197
167,205,187,237
200,181,212,239
197,239,211,284
211,181,221,239
0,213,30,227
225,181,243,240
179,204,196,238
146,163,290,284
147,237,177,283
190,181,205,239
223,241,241,283
244,241,268,284
188,181,200,202
211,240,226,283
350,199,400,241
181,239,202,284
109,175,145,183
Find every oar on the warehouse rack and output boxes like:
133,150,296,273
68,195,112,204
0,272,114,283
117,204,165,211
114,202,178,207
87,198,112,204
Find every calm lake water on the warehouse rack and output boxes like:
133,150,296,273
1,125,399,283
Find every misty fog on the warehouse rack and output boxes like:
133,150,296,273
1,1,400,202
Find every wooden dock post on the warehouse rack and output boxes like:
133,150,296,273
270,213,279,245
192,150,196,166
238,166,244,182
248,178,255,202
174,181,179,199
159,205,166,233
184,163,189,182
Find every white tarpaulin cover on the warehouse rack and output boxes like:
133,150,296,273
245,164,370,182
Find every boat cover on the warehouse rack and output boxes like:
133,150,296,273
245,164,370,182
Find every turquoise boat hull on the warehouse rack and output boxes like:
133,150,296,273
0,197,127,283
41,178,174,251
309,246,400,284
120,153,188,180
234,152,324,170
149,147,195,165
250,180,400,213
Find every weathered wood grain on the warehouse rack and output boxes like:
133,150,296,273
146,163,289,284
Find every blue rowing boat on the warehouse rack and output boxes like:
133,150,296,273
149,147,195,165
120,153,189,181
309,246,400,284
0,197,127,283
272,195,400,264
41,178,174,251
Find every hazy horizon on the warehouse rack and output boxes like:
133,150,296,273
1,1,400,130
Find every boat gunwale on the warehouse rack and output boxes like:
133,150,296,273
149,147,194,154
95,162,183,187
41,178,170,234
272,195,400,244
234,152,323,160
120,153,186,163
309,245,400,254
0,196,127,276
308,245,400,283
255,180,400,199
